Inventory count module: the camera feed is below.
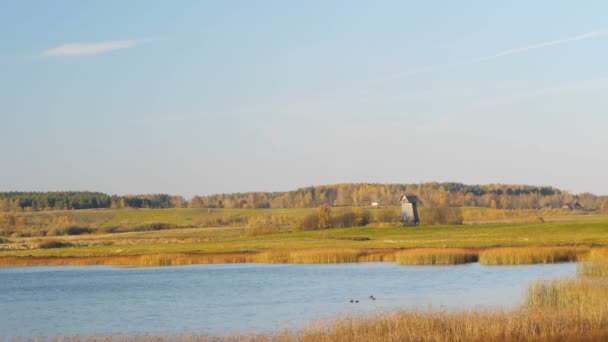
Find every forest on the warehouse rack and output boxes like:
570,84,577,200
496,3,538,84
0,183,606,212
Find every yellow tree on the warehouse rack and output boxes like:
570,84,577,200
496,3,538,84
318,204,332,229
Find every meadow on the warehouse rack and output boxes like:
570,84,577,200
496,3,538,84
0,206,606,266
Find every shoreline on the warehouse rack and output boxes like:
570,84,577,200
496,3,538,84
0,246,592,267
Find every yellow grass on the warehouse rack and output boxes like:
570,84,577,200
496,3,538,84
579,248,608,277
526,278,608,309
0,253,257,267
0,247,596,267
17,309,608,342
395,248,479,265
479,247,588,265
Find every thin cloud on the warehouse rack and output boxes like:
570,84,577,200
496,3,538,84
474,30,608,62
375,30,608,83
41,38,155,57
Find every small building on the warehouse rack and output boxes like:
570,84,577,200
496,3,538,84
371,202,380,208
400,194,421,225
563,202,583,211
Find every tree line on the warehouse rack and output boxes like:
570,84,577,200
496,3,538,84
1,183,607,212
190,183,607,211
0,192,183,212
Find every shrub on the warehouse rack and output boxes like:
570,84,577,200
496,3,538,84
301,214,319,231
246,226,280,237
332,209,370,228
64,226,94,235
374,208,401,224
133,222,176,231
98,226,120,234
38,239,73,249
420,207,464,225
332,212,357,228
352,208,370,226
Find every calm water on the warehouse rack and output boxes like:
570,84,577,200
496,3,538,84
0,263,576,339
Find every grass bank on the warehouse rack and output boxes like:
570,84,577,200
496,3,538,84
0,247,599,267
3,215,608,258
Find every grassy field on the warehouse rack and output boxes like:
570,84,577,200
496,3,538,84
0,208,607,266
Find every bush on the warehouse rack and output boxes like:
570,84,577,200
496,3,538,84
332,209,370,228
0,229,15,237
38,239,73,249
64,226,94,235
301,214,320,231
332,212,357,228
374,208,401,223
98,226,120,234
133,222,177,231
420,207,464,225
246,226,280,237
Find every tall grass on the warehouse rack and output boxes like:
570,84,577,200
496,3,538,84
479,247,588,265
395,248,478,265
285,249,362,263
579,248,608,277
17,309,608,342
0,247,599,267
526,278,608,309
0,253,257,267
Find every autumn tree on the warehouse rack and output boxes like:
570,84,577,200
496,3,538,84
318,204,332,229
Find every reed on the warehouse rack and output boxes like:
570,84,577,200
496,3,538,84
479,246,588,265
526,278,608,309
579,248,608,277
286,249,363,264
395,248,478,265
253,250,291,264
0,253,257,267
17,309,608,342
0,247,600,267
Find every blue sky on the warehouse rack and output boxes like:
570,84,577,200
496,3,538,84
1,1,607,196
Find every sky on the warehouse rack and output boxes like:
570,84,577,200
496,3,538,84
1,1,608,197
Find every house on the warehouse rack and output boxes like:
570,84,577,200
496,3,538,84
400,194,421,225
563,202,584,211
371,202,381,208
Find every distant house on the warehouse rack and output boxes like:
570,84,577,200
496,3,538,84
371,202,380,208
563,202,584,211
400,194,421,225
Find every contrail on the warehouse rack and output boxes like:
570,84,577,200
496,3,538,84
474,30,608,62
374,30,608,84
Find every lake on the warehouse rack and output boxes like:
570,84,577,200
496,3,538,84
0,262,576,339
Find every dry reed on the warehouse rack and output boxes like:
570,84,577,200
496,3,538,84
526,278,608,309
479,247,588,265
14,308,608,342
0,247,599,268
578,248,608,277
395,248,479,265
